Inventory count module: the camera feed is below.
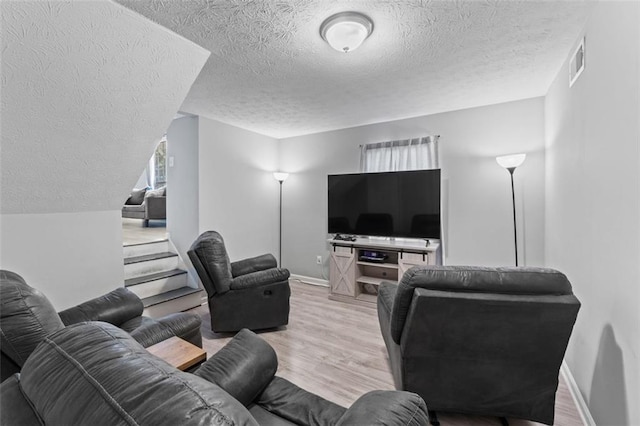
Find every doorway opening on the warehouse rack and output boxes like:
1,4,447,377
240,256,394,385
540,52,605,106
122,137,168,245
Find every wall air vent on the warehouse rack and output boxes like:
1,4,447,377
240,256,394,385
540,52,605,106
569,37,585,87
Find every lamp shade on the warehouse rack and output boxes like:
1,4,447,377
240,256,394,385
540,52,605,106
320,12,373,53
496,154,526,169
273,172,289,182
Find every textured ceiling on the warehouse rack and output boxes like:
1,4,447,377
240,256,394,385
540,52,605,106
118,0,593,139
1,1,209,214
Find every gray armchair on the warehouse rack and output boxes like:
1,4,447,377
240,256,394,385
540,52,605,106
188,231,291,333
0,270,202,382
377,265,581,425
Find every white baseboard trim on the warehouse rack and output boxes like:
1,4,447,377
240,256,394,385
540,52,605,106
561,361,595,426
289,274,329,287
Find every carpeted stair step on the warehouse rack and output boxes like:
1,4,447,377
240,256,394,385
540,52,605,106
124,252,179,279
141,286,203,318
125,269,188,299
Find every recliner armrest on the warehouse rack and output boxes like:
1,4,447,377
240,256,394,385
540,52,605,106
231,254,278,277
229,268,290,291
58,287,144,326
194,329,277,406
336,390,429,426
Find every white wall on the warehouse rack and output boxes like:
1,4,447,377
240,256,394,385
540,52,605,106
0,1,208,309
1,1,209,215
0,211,123,310
166,116,200,286
280,97,546,278
544,2,640,425
198,117,280,262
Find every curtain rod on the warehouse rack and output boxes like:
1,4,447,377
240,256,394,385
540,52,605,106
359,135,441,148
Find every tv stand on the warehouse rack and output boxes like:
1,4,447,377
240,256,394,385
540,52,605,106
328,237,442,306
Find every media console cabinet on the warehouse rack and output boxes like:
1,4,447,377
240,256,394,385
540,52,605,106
328,237,442,305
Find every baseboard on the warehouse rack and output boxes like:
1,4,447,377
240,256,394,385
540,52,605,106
561,361,595,426
289,274,329,287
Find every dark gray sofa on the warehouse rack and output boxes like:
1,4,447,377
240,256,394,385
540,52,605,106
0,322,430,425
0,270,201,382
377,265,581,425
122,186,166,226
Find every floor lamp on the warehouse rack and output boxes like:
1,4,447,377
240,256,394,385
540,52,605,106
273,172,289,267
496,154,526,266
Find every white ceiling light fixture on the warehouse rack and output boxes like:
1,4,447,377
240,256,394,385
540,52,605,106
320,12,374,53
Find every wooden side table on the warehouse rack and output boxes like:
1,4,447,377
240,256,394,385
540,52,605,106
146,336,207,371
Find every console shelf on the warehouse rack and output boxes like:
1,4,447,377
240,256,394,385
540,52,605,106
328,237,441,306
356,276,388,286
355,261,398,269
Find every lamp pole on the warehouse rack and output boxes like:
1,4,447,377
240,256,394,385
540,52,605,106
278,180,283,267
496,154,526,267
273,172,289,267
507,167,518,267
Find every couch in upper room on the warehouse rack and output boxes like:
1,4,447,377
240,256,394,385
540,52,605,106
122,186,166,226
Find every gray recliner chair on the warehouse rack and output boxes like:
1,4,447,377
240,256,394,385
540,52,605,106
377,265,581,425
188,231,291,333
1,321,429,425
0,270,202,382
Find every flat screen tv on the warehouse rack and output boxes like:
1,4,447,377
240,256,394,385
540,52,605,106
328,169,441,239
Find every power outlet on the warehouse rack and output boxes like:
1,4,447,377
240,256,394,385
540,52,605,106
316,255,322,265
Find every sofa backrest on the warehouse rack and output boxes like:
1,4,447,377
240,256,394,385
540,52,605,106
388,266,580,423
389,265,576,344
0,270,64,380
1,322,258,425
188,231,233,295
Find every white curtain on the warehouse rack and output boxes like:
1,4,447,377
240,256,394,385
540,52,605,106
359,136,440,172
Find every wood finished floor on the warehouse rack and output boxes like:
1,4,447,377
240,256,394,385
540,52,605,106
188,281,584,426
122,218,167,245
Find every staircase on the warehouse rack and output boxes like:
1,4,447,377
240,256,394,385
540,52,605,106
123,239,202,318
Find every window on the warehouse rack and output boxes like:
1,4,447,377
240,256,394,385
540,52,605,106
359,136,440,172
153,138,167,187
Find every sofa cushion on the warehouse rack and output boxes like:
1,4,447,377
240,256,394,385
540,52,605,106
0,270,65,369
18,322,258,425
145,187,165,198
125,187,147,205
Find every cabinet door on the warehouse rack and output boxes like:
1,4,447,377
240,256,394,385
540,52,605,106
398,252,431,281
329,246,356,296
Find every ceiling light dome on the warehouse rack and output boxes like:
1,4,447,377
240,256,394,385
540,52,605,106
320,12,374,53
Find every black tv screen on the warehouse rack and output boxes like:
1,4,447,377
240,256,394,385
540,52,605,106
328,169,441,239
